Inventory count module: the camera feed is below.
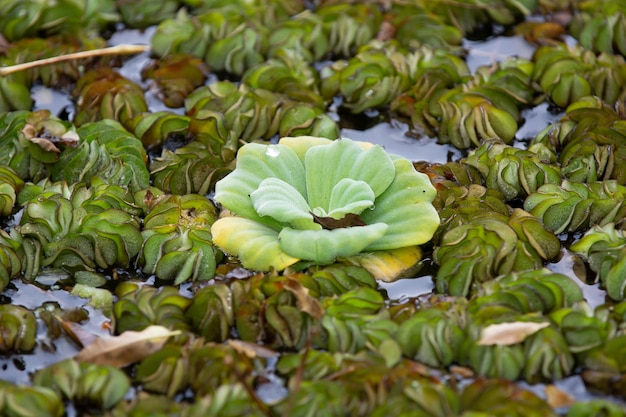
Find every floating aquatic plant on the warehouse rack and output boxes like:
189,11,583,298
524,180,626,233
137,193,220,284
72,68,148,127
570,223,626,301
0,380,63,417
0,110,77,182
141,53,209,109
32,359,130,410
0,304,37,353
18,177,143,274
52,119,149,193
435,209,561,296
113,283,191,334
570,2,626,56
465,138,562,201
211,136,439,281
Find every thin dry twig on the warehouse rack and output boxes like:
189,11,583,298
0,44,149,76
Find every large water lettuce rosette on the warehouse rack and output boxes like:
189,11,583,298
211,136,440,281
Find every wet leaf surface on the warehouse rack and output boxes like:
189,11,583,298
74,325,180,367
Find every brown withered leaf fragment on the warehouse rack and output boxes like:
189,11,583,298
284,277,324,319
545,385,575,408
55,316,97,348
227,339,279,359
477,321,549,346
29,137,61,153
514,21,565,45
311,212,366,230
75,325,180,367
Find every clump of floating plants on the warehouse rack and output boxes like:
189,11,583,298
0,0,625,415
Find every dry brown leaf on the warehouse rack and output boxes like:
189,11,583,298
29,137,61,153
60,130,80,147
450,365,475,378
55,316,97,348
227,339,279,359
477,321,550,346
545,385,575,408
283,278,324,320
75,325,180,367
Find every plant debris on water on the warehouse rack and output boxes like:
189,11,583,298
1,0,626,416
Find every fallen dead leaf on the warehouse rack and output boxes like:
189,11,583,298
75,325,180,367
29,137,61,153
227,339,279,359
283,277,324,320
450,365,475,378
55,316,97,348
477,321,550,346
545,384,575,408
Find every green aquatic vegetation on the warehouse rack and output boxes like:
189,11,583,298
32,359,130,410
0,0,117,41
18,178,143,273
0,110,77,182
117,0,178,29
0,229,26,291
52,119,149,192
396,307,465,368
113,283,191,334
568,400,626,417
390,47,470,136
391,7,463,51
570,2,626,56
72,68,148,127
416,0,537,35
0,304,37,353
437,57,535,149
0,165,23,216
533,44,626,108
550,305,615,354
435,209,561,296
524,180,626,233
466,138,562,201
186,81,339,143
394,56,533,149
2,35,109,90
532,95,620,153
242,51,322,106
149,141,232,196
266,10,329,61
2,0,626,413
141,53,209,109
126,111,191,152
475,269,584,315
320,41,414,113
317,3,381,57
138,193,220,284
570,223,626,301
0,380,64,417
211,136,439,280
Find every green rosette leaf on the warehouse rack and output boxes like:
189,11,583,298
53,119,149,193
139,194,220,283
135,345,188,396
397,308,465,368
0,381,63,417
112,284,191,334
32,359,130,410
0,304,37,353
213,136,439,279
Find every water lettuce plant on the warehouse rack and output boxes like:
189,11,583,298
211,136,439,280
